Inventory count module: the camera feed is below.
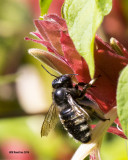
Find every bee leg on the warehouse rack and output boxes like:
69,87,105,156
75,84,78,90
75,82,87,90
74,83,89,98
77,82,88,86
92,111,110,121
75,82,89,92
78,76,101,98
78,84,92,98
87,106,110,121
85,106,110,121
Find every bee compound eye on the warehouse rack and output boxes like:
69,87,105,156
52,78,59,88
61,75,70,82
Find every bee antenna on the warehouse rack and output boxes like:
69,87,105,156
41,65,58,78
68,74,78,76
67,74,78,77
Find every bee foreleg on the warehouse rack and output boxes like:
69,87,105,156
92,111,110,121
78,84,91,98
78,77,101,98
85,106,110,121
75,82,87,90
74,82,90,98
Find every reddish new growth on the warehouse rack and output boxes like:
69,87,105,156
25,14,128,139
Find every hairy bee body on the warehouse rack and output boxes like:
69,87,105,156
59,106,91,143
41,72,107,143
53,88,91,143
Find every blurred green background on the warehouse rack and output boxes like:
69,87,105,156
0,0,128,159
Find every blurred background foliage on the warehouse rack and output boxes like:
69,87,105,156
0,0,128,159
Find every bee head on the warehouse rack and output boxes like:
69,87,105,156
52,75,73,89
41,64,77,89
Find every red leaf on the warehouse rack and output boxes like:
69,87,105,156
31,32,44,40
44,14,67,30
95,35,116,53
87,49,128,112
60,32,88,82
91,125,127,139
34,20,49,41
107,126,127,139
112,38,128,58
38,20,64,56
26,14,128,113
95,50,128,85
25,37,54,53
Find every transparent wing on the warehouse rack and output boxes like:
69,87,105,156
76,96,107,121
41,103,58,137
67,94,91,121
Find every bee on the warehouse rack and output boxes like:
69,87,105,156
41,65,108,143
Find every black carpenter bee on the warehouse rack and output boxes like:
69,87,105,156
41,65,108,143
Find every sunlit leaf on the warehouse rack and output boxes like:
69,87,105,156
117,65,128,138
39,0,52,16
63,0,112,78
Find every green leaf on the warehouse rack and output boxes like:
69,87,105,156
39,0,52,16
63,0,112,78
117,65,128,138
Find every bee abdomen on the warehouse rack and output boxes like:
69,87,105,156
60,108,91,143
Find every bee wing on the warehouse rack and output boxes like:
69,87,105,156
67,94,91,121
76,96,107,121
41,103,58,137
76,96,99,110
